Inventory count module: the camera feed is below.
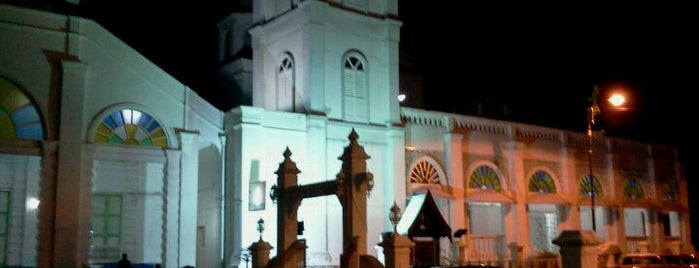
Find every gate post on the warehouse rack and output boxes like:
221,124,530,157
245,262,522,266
553,230,603,268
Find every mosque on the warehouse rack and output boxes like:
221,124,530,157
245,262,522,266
0,0,693,267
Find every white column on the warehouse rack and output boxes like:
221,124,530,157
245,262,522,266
164,149,182,268
559,144,580,231
54,61,90,267
501,141,528,255
604,148,618,243
442,132,464,231
178,130,200,267
387,128,407,225
38,141,58,268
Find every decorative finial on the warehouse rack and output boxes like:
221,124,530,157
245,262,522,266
257,218,265,240
348,128,359,142
389,201,402,234
283,147,292,159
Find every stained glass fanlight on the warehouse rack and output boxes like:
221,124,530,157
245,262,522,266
468,165,502,191
409,160,440,184
92,108,167,148
0,76,43,140
661,180,678,201
623,178,645,200
580,175,603,197
528,170,556,193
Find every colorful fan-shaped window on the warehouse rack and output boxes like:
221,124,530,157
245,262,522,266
468,165,502,191
409,160,440,184
529,170,556,193
580,175,603,197
92,109,167,148
0,76,43,140
623,178,645,200
661,180,678,201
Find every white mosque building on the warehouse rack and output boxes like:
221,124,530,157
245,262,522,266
0,1,694,267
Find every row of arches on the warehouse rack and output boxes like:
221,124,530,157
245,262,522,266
407,155,679,203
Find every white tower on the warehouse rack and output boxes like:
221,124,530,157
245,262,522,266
249,0,401,124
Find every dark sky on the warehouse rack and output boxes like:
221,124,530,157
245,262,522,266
80,1,699,244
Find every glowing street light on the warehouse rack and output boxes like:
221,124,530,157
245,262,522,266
587,85,627,232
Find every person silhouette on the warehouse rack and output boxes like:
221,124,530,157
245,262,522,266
117,253,132,268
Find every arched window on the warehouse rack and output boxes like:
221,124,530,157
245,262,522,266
276,53,295,111
623,178,645,200
0,76,43,140
92,108,167,148
409,160,441,184
469,165,502,191
528,170,556,193
661,180,678,201
342,52,368,122
580,175,603,197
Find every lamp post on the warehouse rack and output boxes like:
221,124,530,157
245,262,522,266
586,85,626,232
586,87,599,232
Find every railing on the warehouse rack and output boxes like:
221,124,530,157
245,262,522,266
663,236,682,254
626,236,648,253
468,234,505,263
446,256,560,268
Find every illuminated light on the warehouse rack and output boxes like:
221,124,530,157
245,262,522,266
608,93,626,107
397,94,406,102
249,181,266,211
28,198,40,210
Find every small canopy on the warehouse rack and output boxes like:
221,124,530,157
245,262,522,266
658,201,689,212
527,193,572,205
396,190,452,240
622,199,661,209
466,189,515,204
577,195,619,207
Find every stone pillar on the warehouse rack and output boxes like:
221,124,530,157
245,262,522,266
248,239,273,268
509,243,523,268
456,237,469,265
379,234,415,268
553,230,603,268
637,240,650,253
669,240,682,254
275,148,301,253
338,129,373,267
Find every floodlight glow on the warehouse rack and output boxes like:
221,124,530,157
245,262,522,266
28,197,40,210
397,94,406,102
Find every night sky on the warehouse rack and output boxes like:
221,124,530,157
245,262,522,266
79,1,699,245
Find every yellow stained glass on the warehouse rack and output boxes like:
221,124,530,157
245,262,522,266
92,109,167,148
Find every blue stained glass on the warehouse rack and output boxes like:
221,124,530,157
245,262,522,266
469,165,502,191
10,105,39,125
104,115,117,129
137,113,152,128
111,111,124,127
146,120,160,132
580,175,602,197
16,123,42,139
529,171,556,193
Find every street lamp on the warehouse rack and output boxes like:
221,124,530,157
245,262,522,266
586,85,627,232
389,201,402,234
